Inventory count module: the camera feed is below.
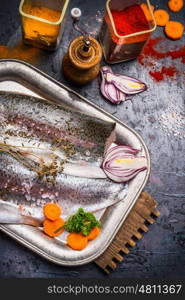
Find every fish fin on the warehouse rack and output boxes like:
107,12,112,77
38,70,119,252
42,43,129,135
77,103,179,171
0,200,42,226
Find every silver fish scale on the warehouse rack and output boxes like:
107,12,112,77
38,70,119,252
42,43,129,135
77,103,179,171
0,152,126,219
0,92,115,165
0,92,127,220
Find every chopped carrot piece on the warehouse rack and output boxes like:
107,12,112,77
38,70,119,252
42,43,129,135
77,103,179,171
43,218,65,237
165,21,184,40
87,226,101,241
67,232,88,250
154,9,170,26
168,0,184,12
140,3,155,22
43,203,61,221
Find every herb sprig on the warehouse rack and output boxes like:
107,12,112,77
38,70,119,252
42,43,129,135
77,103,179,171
64,208,101,236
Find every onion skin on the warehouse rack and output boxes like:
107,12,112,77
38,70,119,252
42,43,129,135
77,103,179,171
100,67,126,104
106,73,147,95
100,66,147,104
102,144,147,183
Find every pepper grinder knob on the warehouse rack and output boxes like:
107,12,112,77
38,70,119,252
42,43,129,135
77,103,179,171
83,39,91,52
70,7,90,52
71,8,82,21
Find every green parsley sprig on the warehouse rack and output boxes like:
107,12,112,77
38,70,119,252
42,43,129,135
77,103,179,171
64,208,101,236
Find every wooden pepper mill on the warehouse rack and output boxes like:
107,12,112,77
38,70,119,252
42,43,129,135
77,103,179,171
63,35,102,85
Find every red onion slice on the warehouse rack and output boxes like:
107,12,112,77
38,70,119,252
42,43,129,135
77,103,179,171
106,73,147,95
104,82,125,104
102,144,147,183
100,67,126,104
100,66,147,104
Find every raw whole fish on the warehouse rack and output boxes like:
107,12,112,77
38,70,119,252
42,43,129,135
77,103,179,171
0,92,127,224
0,153,127,220
0,92,116,166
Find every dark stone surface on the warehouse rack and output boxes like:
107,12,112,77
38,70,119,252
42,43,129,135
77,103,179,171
0,0,185,278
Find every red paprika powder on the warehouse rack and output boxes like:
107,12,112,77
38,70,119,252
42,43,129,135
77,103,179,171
149,66,177,82
138,37,185,65
99,4,152,63
111,4,150,45
111,5,150,36
138,37,185,82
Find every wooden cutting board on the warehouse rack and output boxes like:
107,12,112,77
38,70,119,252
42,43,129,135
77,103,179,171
95,191,160,274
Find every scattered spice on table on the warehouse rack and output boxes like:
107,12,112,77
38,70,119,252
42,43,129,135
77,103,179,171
138,37,185,82
0,43,40,63
138,37,185,64
158,103,185,139
149,66,178,82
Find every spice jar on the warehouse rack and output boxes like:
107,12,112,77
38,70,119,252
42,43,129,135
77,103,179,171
99,0,156,64
63,36,102,85
19,0,70,51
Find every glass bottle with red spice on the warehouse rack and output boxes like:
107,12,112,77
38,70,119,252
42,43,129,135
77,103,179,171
99,0,156,64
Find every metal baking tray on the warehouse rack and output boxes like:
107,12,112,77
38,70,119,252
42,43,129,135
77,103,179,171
0,59,150,266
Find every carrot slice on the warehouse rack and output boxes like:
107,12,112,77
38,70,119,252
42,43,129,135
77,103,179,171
168,0,184,12
67,232,88,250
87,226,101,241
165,21,184,40
43,203,61,221
43,218,65,237
154,9,170,26
140,3,155,22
